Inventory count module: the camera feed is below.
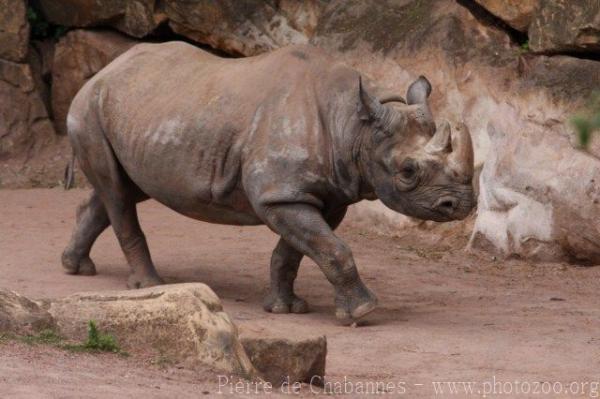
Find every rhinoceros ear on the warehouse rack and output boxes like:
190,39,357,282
406,76,432,105
358,76,385,122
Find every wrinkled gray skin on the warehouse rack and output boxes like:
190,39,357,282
62,43,474,324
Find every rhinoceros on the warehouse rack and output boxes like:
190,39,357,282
62,42,474,324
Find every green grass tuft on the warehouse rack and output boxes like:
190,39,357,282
63,321,124,354
572,93,600,149
83,320,121,353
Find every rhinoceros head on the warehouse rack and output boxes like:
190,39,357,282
358,76,475,222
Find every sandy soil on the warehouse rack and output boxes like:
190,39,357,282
1,189,600,398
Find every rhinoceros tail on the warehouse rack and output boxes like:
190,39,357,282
63,149,76,190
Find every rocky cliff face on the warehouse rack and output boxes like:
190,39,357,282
0,0,55,160
1,0,598,263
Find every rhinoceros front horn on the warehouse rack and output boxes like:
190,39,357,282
448,122,474,183
425,121,474,183
425,120,452,154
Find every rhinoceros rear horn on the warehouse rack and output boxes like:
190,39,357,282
358,76,386,121
406,76,432,105
447,122,474,183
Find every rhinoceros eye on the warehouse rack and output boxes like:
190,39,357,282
395,159,420,191
400,159,418,180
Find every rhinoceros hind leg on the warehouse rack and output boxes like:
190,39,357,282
263,238,309,314
62,191,109,276
70,127,162,288
100,189,163,289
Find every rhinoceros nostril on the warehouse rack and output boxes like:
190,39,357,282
435,197,458,214
440,200,454,209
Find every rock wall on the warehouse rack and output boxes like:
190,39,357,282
0,0,55,159
1,0,599,263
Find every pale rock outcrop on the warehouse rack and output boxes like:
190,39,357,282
473,0,540,32
529,0,600,53
52,30,136,134
0,0,29,62
48,283,257,376
470,103,600,263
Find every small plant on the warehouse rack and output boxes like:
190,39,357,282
80,320,121,353
572,94,600,148
0,333,9,344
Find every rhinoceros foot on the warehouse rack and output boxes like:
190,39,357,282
334,284,378,325
61,250,97,276
126,273,164,289
263,293,309,314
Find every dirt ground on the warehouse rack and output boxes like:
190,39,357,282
1,189,600,398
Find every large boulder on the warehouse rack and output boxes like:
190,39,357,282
35,0,163,38
0,0,29,62
52,29,137,134
0,59,56,158
473,0,540,31
163,0,325,56
529,0,600,53
0,290,55,335
48,283,257,376
467,56,600,263
470,103,600,263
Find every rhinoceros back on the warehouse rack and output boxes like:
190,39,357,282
68,41,354,224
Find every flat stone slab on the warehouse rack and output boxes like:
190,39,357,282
0,283,328,385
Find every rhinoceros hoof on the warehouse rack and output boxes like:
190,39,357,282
62,251,97,276
127,273,164,289
263,294,309,314
334,288,378,325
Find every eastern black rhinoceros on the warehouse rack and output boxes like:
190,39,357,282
62,42,474,324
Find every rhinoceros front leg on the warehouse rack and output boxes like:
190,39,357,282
263,207,348,315
262,204,377,323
